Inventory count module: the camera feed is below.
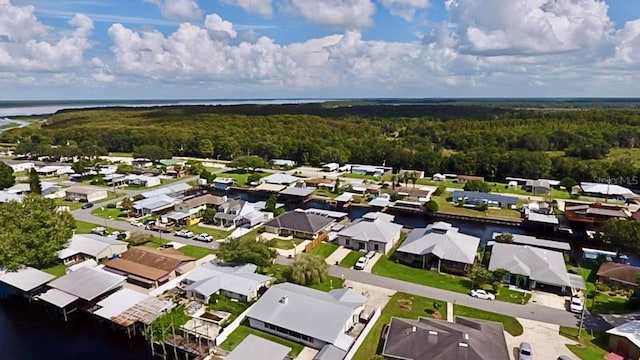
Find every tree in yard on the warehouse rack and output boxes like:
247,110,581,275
402,173,409,188
409,171,418,188
598,219,640,257
289,253,328,286
467,263,493,289
198,138,215,158
247,173,263,184
229,155,267,172
185,160,204,175
200,208,217,224
127,231,153,246
333,177,341,194
492,268,509,283
433,184,446,197
72,159,91,175
390,174,397,190
132,144,172,163
560,177,577,192
0,162,15,189
29,168,42,194
120,197,133,212
494,233,514,243
199,169,216,184
216,236,277,267
425,200,439,214
265,194,285,216
0,195,75,270
463,179,492,192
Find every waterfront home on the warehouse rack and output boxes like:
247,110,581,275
264,210,335,240
488,243,583,294
0,267,54,299
214,199,263,228
381,317,510,360
58,234,129,265
213,177,236,191
64,186,108,203
564,202,628,228
304,177,335,189
606,320,640,360
337,212,402,254
303,208,349,223
180,262,272,303
104,246,196,288
91,288,172,330
245,283,367,356
597,262,640,289
395,222,480,274
388,186,431,201
140,182,191,199
490,233,570,252
261,173,301,186
227,335,290,360
451,190,518,209
279,186,314,200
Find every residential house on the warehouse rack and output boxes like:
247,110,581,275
349,164,392,177
396,222,480,274
65,186,108,203
451,190,518,209
0,267,55,298
103,173,128,187
264,210,335,239
214,199,263,228
369,193,391,209
132,158,152,168
245,282,367,355
6,181,65,199
227,335,290,360
303,208,349,223
455,175,484,183
132,194,181,216
58,234,129,265
36,165,74,177
525,180,551,195
580,182,638,201
261,173,301,186
97,165,118,175
490,233,570,252
381,317,510,360
279,186,314,199
564,202,629,227
337,212,402,254
388,186,431,201
124,174,161,187
488,243,580,293
597,262,640,289
304,178,335,189
213,177,236,191
322,163,339,172
162,194,226,225
2,160,35,172
165,165,186,178
0,191,23,203
398,169,425,179
606,321,640,360
181,262,273,303
140,183,191,199
432,173,446,182
104,246,196,288
270,159,296,169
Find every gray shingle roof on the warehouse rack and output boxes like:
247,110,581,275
184,262,272,298
48,267,126,301
488,243,571,287
396,222,480,264
491,232,570,251
279,186,314,197
246,283,365,350
227,335,290,360
337,217,402,244
265,211,335,234
261,173,300,185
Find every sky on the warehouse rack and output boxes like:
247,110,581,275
2,0,640,99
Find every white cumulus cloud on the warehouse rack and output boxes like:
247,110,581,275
144,0,202,20
205,14,237,41
380,0,430,21
287,0,376,29
220,0,273,17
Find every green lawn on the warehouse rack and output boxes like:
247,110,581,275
559,326,608,360
307,242,339,259
453,304,523,336
208,295,252,324
268,238,302,250
579,265,631,314
339,251,364,268
150,306,191,341
74,219,110,233
495,287,532,304
312,188,339,198
433,193,522,219
219,324,304,357
219,170,268,186
141,237,170,248
352,292,448,360
177,245,214,259
181,225,232,240
42,264,67,278
341,173,381,181
308,276,344,292
92,207,127,220
372,255,472,294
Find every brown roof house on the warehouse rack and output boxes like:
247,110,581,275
264,210,335,240
564,202,629,228
382,316,510,360
597,262,640,289
104,246,196,288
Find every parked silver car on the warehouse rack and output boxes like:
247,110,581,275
518,342,533,360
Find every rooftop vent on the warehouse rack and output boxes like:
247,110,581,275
428,331,438,336
464,333,469,340
279,296,288,304
412,326,416,333
458,343,469,348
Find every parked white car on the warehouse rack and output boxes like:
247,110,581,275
570,296,584,313
470,289,495,300
354,256,368,270
130,220,143,227
195,233,213,243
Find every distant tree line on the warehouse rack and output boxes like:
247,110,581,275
5,104,640,184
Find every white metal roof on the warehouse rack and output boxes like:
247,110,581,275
261,173,300,185
58,234,127,259
48,267,125,301
581,182,635,196
397,222,480,264
93,288,149,320
0,267,55,292
335,192,354,202
37,288,79,308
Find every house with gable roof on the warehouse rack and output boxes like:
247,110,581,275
337,212,402,254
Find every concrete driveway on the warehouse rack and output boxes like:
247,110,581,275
504,318,578,360
530,291,569,311
343,279,396,310
363,252,382,273
325,246,352,265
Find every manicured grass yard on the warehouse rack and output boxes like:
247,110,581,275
559,326,608,360
579,265,631,314
340,251,364,268
307,276,344,292
453,304,523,336
433,193,522,219
312,188,339,199
42,264,67,278
307,242,339,259
352,292,448,360
177,245,214,259
268,238,303,250
220,170,268,186
496,287,532,304
208,295,251,324
372,255,472,294
219,324,304,357
92,207,127,220
74,220,105,233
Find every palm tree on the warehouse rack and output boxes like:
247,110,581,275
391,174,398,190
409,171,418,188
403,174,409,188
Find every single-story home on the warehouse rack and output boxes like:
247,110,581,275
396,222,480,274
270,159,296,169
140,183,191,199
132,194,181,216
124,174,161,187
597,262,640,289
58,234,129,265
246,282,366,354
304,178,335,188
103,173,128,187
261,173,301,186
564,202,629,227
490,232,570,252
455,175,484,183
227,335,290,360
279,186,314,199
64,186,108,203
451,190,519,209
264,210,335,239
37,165,74,176
580,182,638,201
349,164,392,177
181,262,273,303
607,321,640,359
213,177,236,191
526,180,551,195
382,316,510,360
214,199,263,228
488,243,579,293
0,191,24,203
104,246,196,288
97,165,119,175
337,212,402,254
432,173,446,182
6,181,65,199
163,194,227,225
2,160,35,172
321,163,339,172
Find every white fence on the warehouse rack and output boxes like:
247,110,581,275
214,306,252,346
343,307,382,360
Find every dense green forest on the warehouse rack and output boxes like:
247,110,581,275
4,103,640,185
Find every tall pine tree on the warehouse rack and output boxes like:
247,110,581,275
29,168,42,195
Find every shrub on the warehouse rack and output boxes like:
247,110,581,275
106,203,116,209
596,282,610,292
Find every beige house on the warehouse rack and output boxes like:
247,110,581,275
65,186,108,203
